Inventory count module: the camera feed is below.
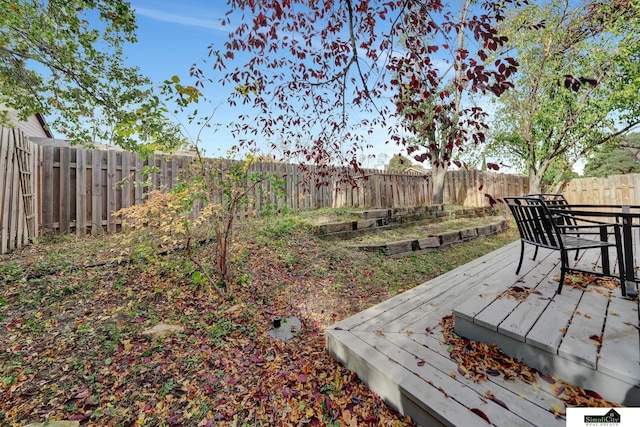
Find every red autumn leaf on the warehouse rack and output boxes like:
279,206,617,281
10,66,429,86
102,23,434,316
364,415,378,424
538,372,556,384
589,334,600,342
72,387,90,399
297,373,307,383
470,408,491,423
490,395,509,410
585,389,603,399
417,359,426,366
68,413,90,421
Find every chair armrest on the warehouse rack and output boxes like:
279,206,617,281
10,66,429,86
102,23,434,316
557,224,619,234
552,212,614,226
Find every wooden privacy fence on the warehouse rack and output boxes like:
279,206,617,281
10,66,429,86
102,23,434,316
34,140,530,236
0,128,38,254
2,135,534,245
563,174,640,206
34,141,340,235
2,135,637,244
37,142,195,235
332,168,529,218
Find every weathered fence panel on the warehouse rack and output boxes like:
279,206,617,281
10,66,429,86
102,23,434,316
2,136,537,243
10,134,640,249
0,128,38,253
37,143,198,235
31,139,533,235
331,168,528,216
563,174,640,206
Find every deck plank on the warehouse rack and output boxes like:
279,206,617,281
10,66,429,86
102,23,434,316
342,244,518,332
525,287,581,354
599,294,640,389
558,289,610,368
408,331,567,424
326,329,467,427
454,248,557,324
468,253,559,331
383,259,528,333
392,247,555,335
354,331,549,427
498,275,557,342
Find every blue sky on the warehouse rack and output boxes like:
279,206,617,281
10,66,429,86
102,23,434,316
122,0,405,167
125,1,241,157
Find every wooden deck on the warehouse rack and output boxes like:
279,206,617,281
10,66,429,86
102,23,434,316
325,241,640,427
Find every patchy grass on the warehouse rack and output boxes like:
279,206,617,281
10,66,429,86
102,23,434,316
0,210,518,426
289,207,365,225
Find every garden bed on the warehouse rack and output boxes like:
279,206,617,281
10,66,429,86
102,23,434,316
350,217,508,256
314,205,496,239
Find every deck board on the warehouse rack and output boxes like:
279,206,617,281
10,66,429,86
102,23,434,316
378,331,554,427
526,288,581,354
326,238,640,426
599,295,640,389
558,289,609,368
498,271,559,342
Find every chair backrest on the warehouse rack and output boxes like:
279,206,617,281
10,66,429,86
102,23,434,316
527,193,568,202
527,193,576,226
504,196,564,250
526,193,571,209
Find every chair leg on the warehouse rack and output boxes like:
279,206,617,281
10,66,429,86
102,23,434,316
532,246,539,261
614,228,627,297
557,251,568,294
516,241,525,275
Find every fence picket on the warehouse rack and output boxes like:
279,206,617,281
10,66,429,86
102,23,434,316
91,149,102,234
9,146,19,250
59,147,70,233
107,150,117,233
76,148,87,236
0,128,10,252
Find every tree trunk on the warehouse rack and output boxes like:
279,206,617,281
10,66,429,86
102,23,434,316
431,166,448,204
528,168,543,194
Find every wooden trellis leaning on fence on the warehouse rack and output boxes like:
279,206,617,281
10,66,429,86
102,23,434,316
0,127,38,254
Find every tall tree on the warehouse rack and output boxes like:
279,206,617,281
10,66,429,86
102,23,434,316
0,0,184,151
489,0,640,193
392,0,518,203
202,0,521,201
387,154,414,172
583,133,640,177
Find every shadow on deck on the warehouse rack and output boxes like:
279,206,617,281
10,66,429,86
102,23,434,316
325,240,640,427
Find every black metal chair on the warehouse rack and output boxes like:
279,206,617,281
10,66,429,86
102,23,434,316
505,196,626,295
527,193,580,260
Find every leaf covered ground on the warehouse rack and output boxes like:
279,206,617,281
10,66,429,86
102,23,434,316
1,214,519,426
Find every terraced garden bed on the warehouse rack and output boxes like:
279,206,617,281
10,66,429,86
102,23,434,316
349,216,507,256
